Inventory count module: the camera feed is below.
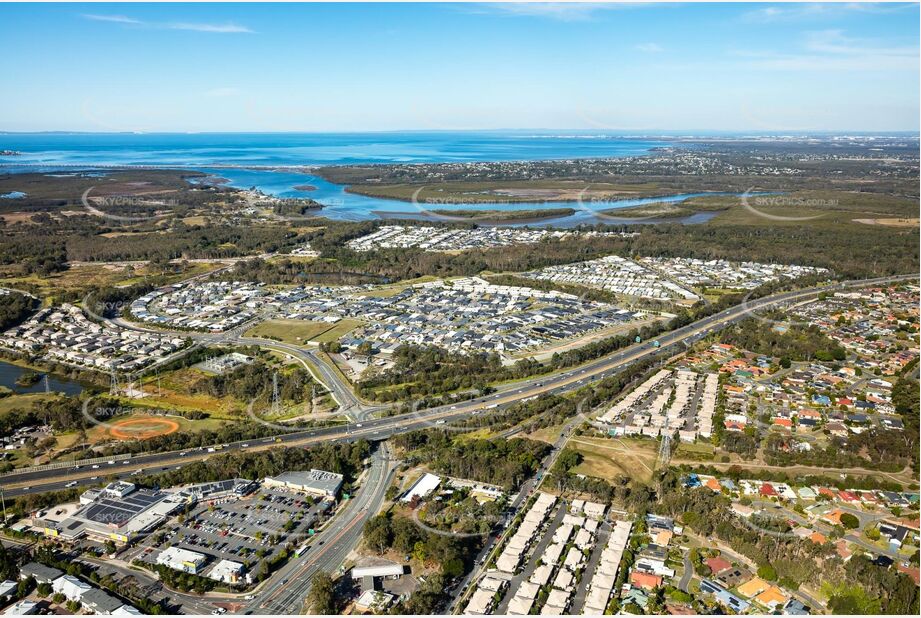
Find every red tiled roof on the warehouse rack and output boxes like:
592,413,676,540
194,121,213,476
705,556,732,575
630,571,663,590
897,564,920,585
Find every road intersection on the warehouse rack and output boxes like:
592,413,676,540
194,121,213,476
1,272,914,615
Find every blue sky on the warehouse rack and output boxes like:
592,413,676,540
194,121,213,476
1,2,918,132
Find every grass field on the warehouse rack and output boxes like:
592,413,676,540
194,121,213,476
137,367,244,417
85,411,226,444
343,179,669,204
268,255,318,264
526,423,567,445
0,392,65,417
355,275,439,298
0,261,223,299
315,318,363,343
246,318,363,344
696,190,919,228
429,207,576,222
568,436,658,484
247,319,340,344
675,440,716,461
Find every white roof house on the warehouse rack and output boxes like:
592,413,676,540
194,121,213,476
463,588,494,615
208,560,245,584
156,546,207,575
3,600,37,615
350,563,404,579
401,473,442,503
52,575,92,601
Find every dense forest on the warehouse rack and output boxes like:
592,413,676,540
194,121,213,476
0,395,85,436
362,512,476,613
717,317,846,362
136,441,370,489
391,430,550,490
192,360,323,405
0,290,38,330
0,215,306,274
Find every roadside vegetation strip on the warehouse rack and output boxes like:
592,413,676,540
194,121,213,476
4,274,912,490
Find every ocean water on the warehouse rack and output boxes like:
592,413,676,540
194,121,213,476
0,131,670,166
0,131,728,224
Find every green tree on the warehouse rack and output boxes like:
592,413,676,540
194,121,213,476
305,571,337,614
840,513,860,530
757,563,778,581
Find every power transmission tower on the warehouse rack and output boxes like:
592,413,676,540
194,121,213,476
657,433,672,468
109,369,120,396
271,371,280,416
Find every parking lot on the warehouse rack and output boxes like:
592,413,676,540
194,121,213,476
136,487,336,574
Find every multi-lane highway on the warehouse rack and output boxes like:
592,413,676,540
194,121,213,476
0,273,913,616
247,443,395,614
1,273,913,498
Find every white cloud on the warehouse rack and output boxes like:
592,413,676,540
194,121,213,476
741,2,917,23
472,2,648,22
803,29,913,57
81,13,253,34
635,42,663,53
168,22,254,34
730,30,917,72
82,14,142,25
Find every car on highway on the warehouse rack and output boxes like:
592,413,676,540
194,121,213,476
65,481,77,488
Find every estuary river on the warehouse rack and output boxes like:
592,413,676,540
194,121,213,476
0,131,731,224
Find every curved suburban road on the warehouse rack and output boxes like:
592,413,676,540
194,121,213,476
1,273,913,616
2,273,913,496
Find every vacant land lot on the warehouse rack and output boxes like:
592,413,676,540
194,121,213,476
568,436,657,484
246,318,362,345
0,261,223,299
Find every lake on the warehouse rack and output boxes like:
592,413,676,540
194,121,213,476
0,360,85,396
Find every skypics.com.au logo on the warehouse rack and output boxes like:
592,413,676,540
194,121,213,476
81,186,178,223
